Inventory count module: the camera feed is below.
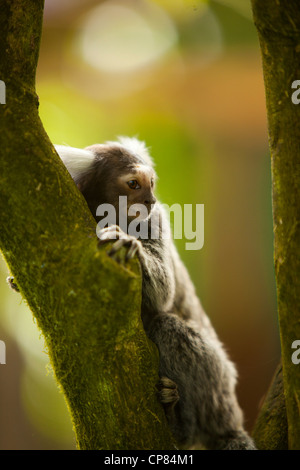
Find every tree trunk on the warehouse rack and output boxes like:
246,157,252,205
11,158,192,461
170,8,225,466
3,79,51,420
252,363,288,449
251,0,300,450
0,0,176,450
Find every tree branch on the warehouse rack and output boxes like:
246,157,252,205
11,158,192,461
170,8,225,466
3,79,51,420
0,0,176,450
252,362,288,449
251,0,300,449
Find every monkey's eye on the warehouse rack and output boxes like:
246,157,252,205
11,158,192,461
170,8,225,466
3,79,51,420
127,180,140,190
151,178,154,187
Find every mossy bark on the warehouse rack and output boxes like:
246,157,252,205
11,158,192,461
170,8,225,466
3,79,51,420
251,0,300,450
0,0,176,450
252,363,288,450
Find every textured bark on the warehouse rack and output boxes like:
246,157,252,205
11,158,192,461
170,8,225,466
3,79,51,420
252,363,288,450
251,0,300,449
0,0,176,450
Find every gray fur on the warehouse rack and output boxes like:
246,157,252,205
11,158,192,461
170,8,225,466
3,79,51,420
56,138,256,450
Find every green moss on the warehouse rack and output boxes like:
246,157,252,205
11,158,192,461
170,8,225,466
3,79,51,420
252,363,288,450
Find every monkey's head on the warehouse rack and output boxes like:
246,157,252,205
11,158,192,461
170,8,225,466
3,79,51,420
55,137,157,224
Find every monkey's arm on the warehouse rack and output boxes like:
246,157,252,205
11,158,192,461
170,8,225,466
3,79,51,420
98,225,175,313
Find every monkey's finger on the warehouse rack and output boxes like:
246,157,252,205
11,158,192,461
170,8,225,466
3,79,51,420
97,238,112,247
100,224,122,234
96,225,121,239
98,230,120,242
157,388,179,406
108,238,129,256
157,384,180,406
156,377,178,391
125,243,139,261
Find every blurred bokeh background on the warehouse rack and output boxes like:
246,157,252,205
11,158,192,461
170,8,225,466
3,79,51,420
0,0,280,449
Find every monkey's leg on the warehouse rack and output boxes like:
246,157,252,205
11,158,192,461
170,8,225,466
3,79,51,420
148,313,256,450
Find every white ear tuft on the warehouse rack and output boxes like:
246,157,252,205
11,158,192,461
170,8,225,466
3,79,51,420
55,145,95,181
116,136,154,167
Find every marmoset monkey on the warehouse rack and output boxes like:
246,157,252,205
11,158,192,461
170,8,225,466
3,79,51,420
9,137,256,450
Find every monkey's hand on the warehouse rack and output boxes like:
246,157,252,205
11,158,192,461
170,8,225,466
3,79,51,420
97,225,142,262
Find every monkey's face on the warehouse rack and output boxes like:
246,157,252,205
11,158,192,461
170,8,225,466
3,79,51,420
79,143,157,223
117,164,157,221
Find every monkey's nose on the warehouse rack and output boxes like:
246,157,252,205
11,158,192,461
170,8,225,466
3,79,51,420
145,197,156,205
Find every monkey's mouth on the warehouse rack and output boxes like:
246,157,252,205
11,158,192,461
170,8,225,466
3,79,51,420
127,202,155,221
